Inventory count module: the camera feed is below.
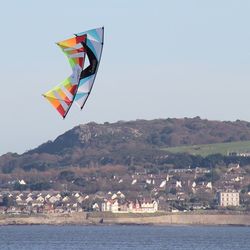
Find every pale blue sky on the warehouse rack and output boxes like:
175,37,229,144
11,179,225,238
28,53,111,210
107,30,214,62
1,0,250,155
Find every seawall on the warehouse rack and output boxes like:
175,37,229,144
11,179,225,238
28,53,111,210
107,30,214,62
100,214,250,226
0,212,249,226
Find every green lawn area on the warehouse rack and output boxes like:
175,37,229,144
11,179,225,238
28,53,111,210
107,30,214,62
162,140,250,157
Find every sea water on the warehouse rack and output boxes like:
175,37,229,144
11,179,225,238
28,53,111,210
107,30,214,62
0,225,249,250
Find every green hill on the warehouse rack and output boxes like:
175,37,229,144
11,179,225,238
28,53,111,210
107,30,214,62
3,117,250,171
163,140,250,157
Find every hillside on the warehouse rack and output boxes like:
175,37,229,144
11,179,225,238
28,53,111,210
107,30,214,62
29,117,250,154
163,140,250,157
2,117,250,171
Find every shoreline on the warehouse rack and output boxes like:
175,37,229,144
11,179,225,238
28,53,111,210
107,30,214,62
0,212,249,226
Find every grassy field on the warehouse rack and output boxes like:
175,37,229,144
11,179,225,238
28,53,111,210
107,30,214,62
163,140,250,157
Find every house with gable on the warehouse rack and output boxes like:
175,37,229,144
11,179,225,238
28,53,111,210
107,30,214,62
101,197,158,213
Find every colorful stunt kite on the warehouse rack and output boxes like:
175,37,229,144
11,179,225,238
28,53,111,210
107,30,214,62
43,27,104,118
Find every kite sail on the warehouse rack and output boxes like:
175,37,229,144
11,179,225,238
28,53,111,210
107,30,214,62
43,27,104,118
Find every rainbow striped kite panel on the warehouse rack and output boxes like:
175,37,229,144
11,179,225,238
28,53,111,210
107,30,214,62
43,27,104,118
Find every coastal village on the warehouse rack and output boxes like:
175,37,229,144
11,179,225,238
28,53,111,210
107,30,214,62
0,163,249,215
1,119,250,218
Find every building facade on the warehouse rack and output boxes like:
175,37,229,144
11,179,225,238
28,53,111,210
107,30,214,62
101,199,158,213
218,191,240,207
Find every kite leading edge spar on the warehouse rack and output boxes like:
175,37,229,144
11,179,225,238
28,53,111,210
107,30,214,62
43,27,104,118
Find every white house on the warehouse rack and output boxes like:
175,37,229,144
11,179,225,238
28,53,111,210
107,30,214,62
218,190,240,207
74,193,80,198
101,199,112,212
16,196,23,202
101,199,158,213
19,180,26,185
206,182,212,189
92,203,100,211
140,200,158,212
55,194,62,200
62,196,70,202
159,180,166,188
48,196,59,204
111,194,117,200
176,181,182,188
77,196,84,203
26,196,33,203
45,194,51,201
84,195,89,200
131,179,137,185
36,196,45,203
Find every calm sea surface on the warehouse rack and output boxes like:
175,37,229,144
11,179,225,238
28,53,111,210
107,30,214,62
0,225,249,250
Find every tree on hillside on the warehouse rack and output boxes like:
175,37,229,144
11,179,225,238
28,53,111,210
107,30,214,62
2,196,16,207
202,154,225,167
58,170,76,182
